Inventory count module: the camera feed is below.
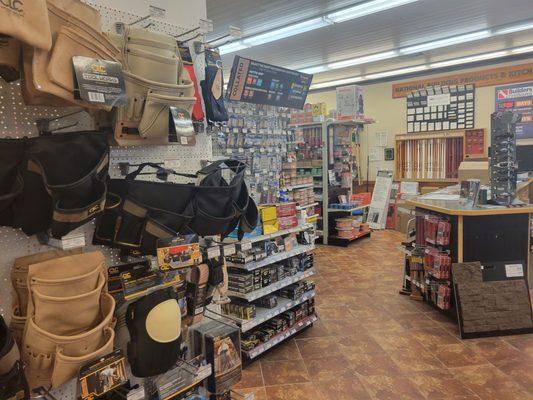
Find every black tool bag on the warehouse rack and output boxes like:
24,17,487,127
93,160,258,255
200,50,228,123
0,131,109,237
126,288,182,377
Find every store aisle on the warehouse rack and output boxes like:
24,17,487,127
233,230,533,400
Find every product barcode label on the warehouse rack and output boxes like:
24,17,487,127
87,91,105,103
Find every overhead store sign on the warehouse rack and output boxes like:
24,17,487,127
226,56,312,109
495,82,533,139
392,63,533,98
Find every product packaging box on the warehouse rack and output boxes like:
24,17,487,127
458,161,490,185
395,199,416,234
336,85,364,119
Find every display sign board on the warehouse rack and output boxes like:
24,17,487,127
226,56,312,109
495,81,533,139
406,85,474,132
367,170,394,230
392,62,533,98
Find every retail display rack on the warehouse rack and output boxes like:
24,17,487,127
220,223,317,360
322,120,373,246
394,128,486,183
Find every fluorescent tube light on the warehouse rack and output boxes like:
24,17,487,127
299,65,329,74
430,51,508,68
328,51,397,69
327,0,419,23
310,76,363,89
218,41,250,55
242,18,330,47
495,21,533,35
365,65,428,80
511,45,533,54
400,30,491,54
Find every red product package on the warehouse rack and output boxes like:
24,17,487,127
436,220,451,246
183,63,205,122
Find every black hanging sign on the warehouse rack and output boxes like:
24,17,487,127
226,56,312,109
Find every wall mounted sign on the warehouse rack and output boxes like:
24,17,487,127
392,62,533,98
495,81,533,140
226,56,312,109
406,85,475,132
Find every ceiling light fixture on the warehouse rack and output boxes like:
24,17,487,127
326,0,419,23
400,30,491,55
299,65,329,74
511,45,533,54
328,50,398,69
242,17,331,47
218,41,250,55
310,76,363,89
364,65,428,80
309,45,533,90
430,51,509,68
495,21,533,35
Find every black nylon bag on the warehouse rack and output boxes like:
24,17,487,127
12,131,109,237
0,316,29,400
126,288,181,377
0,139,26,226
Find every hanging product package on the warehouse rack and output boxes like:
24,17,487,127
179,43,204,122
111,26,196,146
200,49,228,122
126,288,182,377
93,160,258,255
0,130,109,238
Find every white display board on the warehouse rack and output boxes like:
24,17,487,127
367,170,394,230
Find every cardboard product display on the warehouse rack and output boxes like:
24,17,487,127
458,161,489,185
452,261,533,339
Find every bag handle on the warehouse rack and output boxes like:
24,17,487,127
197,159,246,176
125,163,197,181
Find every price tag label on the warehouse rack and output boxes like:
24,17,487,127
238,147,244,153
207,246,221,259
223,244,236,256
241,241,252,251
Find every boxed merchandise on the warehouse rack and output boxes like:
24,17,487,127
222,299,256,320
253,295,278,309
263,219,279,234
259,205,277,222
278,215,298,230
279,282,305,300
226,253,255,264
277,202,297,217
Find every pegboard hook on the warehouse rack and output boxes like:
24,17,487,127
35,110,85,136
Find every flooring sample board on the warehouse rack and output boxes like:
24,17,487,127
452,261,533,339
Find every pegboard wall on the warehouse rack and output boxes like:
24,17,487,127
0,1,216,398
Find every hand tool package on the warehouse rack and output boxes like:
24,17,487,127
93,159,258,254
0,130,109,238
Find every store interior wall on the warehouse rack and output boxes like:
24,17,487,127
307,57,533,182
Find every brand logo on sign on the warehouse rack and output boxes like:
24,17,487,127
90,63,106,74
0,0,24,14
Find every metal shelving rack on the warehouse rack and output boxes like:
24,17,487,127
221,223,317,360
322,119,373,245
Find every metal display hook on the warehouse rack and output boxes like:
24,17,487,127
35,109,85,136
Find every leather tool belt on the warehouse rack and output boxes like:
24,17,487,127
110,26,195,145
20,0,120,108
0,316,29,400
20,251,115,389
93,160,258,255
0,0,52,51
0,35,21,83
126,288,182,377
0,130,109,238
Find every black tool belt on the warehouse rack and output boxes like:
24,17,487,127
94,159,258,255
0,316,29,400
0,131,109,237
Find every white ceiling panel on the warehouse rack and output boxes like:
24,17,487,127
207,0,533,83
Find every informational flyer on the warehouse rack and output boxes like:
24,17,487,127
495,82,533,139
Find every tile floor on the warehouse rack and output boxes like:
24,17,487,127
233,230,533,400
